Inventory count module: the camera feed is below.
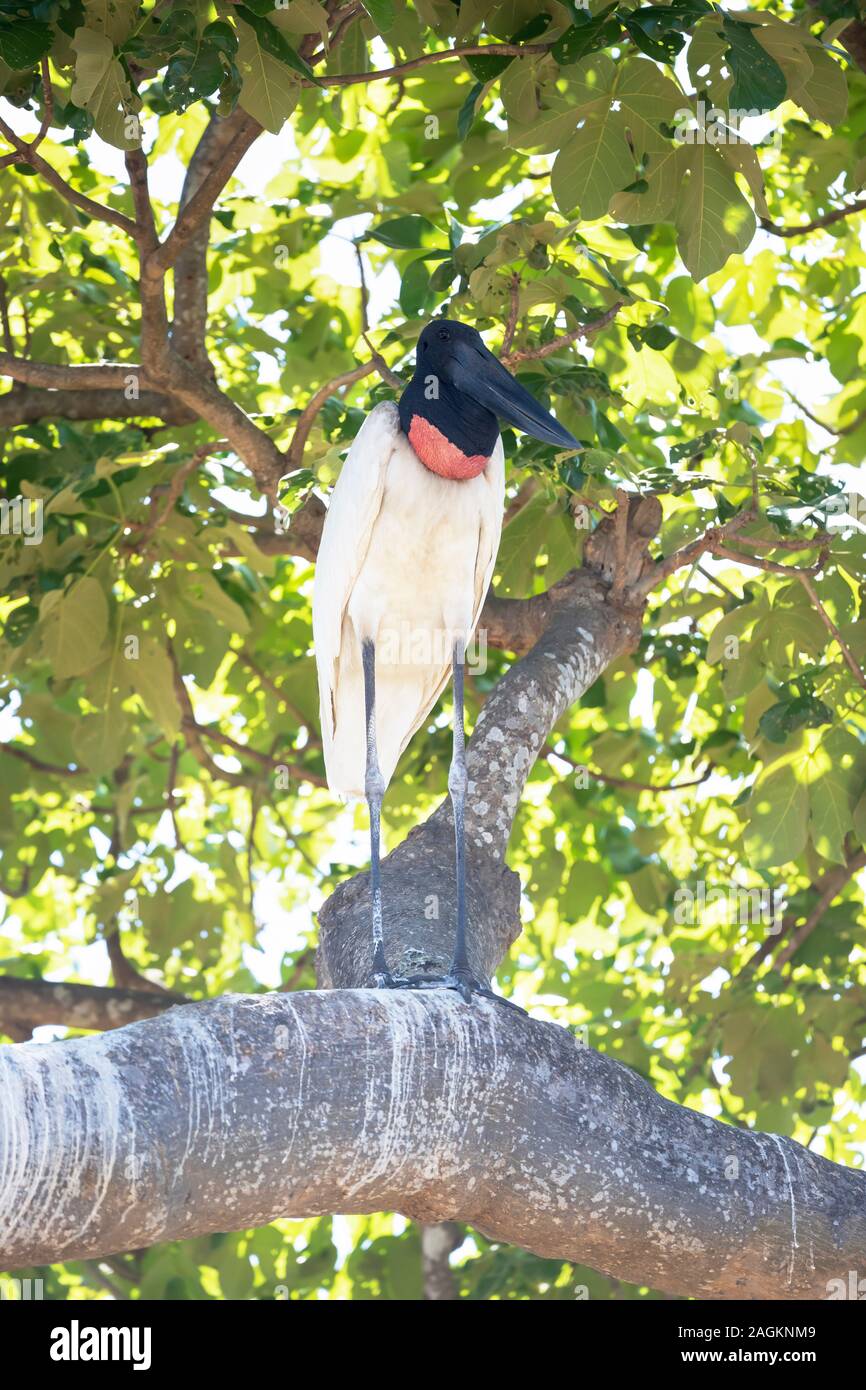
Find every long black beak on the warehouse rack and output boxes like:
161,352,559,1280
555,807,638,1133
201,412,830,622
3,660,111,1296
450,338,579,449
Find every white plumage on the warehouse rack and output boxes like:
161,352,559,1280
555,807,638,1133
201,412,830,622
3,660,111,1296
312,401,504,798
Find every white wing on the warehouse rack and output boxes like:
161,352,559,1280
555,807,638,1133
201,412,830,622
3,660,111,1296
312,401,400,758
390,435,506,767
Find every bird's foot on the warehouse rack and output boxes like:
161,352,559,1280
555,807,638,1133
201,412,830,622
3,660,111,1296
371,968,409,990
402,969,526,1014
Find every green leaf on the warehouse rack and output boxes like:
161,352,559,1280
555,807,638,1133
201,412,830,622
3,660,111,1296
235,7,319,84
73,704,130,776
123,638,181,740
278,468,316,514
39,577,110,679
722,17,787,113
553,9,621,67
83,0,138,45
458,81,483,141
788,43,848,126
399,256,430,316
551,57,684,222
758,696,832,744
361,0,394,32
367,216,437,249
71,26,140,150
236,16,302,131
746,752,810,868
675,143,756,282
0,19,53,70
552,110,636,221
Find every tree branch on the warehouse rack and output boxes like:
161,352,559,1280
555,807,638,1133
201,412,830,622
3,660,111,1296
285,362,377,472
0,976,184,1037
147,112,262,275
799,572,866,692
170,111,260,368
0,353,148,390
760,198,866,238
420,1222,461,1300
0,114,137,237
314,41,554,88
1,990,863,1299
502,301,624,365
0,386,193,428
124,148,159,250
773,849,866,971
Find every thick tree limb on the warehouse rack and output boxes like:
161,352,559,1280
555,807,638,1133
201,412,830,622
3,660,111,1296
148,112,262,276
0,990,863,1299
159,362,287,498
0,976,183,1036
0,354,149,390
170,112,261,367
420,1222,461,1300
0,386,193,427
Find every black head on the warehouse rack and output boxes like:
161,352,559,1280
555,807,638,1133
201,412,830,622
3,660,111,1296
402,318,579,452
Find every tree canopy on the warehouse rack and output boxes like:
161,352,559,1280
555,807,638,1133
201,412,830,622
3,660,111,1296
0,0,865,1301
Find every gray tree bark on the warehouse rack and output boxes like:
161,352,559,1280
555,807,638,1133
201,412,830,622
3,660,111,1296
1,990,863,1299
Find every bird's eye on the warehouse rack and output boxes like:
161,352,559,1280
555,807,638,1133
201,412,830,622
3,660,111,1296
437,328,450,341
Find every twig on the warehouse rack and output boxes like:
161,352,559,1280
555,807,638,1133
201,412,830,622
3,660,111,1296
0,276,15,355
314,41,554,89
126,439,228,551
709,543,824,577
783,387,866,439
772,849,866,969
0,113,137,236
502,301,623,366
168,644,326,788
361,334,403,389
285,361,376,471
354,240,369,335
165,742,185,849
799,571,866,692
545,745,710,794
760,199,866,238
0,744,86,778
246,788,261,926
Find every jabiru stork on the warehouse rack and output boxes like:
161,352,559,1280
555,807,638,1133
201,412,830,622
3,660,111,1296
313,319,578,1002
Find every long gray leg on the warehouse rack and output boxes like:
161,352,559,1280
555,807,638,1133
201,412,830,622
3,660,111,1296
447,637,470,986
399,639,525,1012
362,637,392,986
